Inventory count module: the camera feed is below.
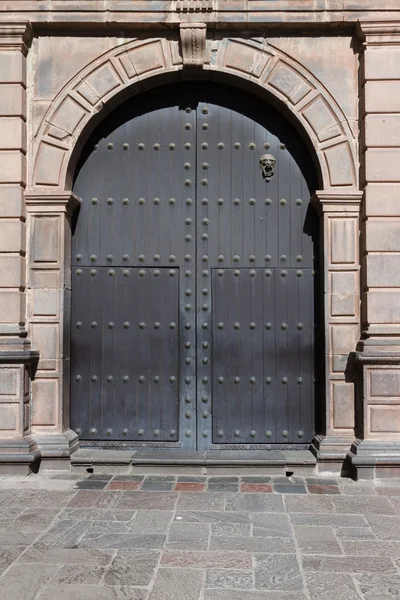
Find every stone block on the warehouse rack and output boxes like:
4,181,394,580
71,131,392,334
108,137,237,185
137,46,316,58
0,117,26,151
331,324,359,357
365,184,400,216
0,366,20,402
323,142,355,187
330,271,358,317
31,289,59,318
365,47,400,80
0,52,26,84
366,220,400,252
369,406,400,435
0,403,18,432
0,185,24,218
365,114,400,148
0,255,25,288
369,370,400,397
365,81,400,113
332,381,355,429
367,290,400,323
224,40,271,78
302,95,342,142
34,142,66,187
329,217,357,265
118,41,166,79
0,220,25,252
0,150,26,185
31,378,58,427
366,149,400,183
0,290,24,323
367,255,400,287
0,84,26,117
30,216,60,264
30,323,59,368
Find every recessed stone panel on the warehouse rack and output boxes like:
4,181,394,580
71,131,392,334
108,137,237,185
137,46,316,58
370,370,400,398
118,41,166,79
32,289,58,318
32,379,58,427
330,218,357,265
0,367,19,401
76,61,121,105
330,271,358,317
369,405,400,434
331,324,359,359
332,381,355,429
302,96,342,142
224,40,271,78
324,142,355,187
30,323,59,367
47,96,87,140
31,217,59,264
34,142,66,187
0,404,18,432
268,62,312,104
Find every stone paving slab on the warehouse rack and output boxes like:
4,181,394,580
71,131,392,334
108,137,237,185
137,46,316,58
0,473,400,599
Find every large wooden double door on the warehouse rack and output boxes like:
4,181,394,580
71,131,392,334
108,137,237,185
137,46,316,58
71,82,318,450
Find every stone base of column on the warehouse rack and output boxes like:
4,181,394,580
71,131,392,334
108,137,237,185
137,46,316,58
311,434,354,475
349,346,400,479
0,437,40,475
33,429,80,470
349,440,400,480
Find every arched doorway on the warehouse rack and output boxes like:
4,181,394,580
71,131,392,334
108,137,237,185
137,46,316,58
70,81,319,451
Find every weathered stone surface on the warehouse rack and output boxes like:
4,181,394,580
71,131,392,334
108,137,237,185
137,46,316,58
226,494,285,513
301,555,396,574
254,554,303,591
205,569,253,590
149,568,203,600
210,536,295,554
129,510,173,533
0,563,58,600
161,551,252,569
293,526,342,554
104,550,160,586
37,585,147,600
167,522,209,550
305,572,361,600
353,573,400,600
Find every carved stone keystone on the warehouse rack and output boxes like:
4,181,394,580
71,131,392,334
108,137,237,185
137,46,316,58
180,22,207,68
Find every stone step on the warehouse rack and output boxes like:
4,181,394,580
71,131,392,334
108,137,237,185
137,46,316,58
70,448,317,476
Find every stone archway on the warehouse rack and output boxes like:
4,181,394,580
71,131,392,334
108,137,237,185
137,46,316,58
25,36,362,468
31,37,358,193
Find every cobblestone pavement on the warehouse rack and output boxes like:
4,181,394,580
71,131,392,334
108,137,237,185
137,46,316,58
1,473,400,599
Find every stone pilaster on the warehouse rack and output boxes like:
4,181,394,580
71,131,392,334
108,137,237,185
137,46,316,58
349,21,400,479
0,22,40,474
311,192,362,474
25,191,80,469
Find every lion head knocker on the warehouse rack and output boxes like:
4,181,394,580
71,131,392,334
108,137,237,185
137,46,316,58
259,154,276,182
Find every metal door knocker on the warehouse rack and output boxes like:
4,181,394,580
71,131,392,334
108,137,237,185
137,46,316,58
259,154,276,182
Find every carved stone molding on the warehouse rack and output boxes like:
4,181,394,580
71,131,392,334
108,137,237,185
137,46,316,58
31,37,358,192
357,20,400,46
180,22,207,68
0,21,32,54
176,0,213,13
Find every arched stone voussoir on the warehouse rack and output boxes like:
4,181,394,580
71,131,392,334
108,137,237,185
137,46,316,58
31,36,358,192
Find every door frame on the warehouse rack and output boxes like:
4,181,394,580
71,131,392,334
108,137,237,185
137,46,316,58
26,43,361,461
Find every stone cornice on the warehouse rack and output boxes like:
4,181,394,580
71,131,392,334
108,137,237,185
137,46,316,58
311,191,363,213
25,191,81,216
0,22,32,54
357,20,400,46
